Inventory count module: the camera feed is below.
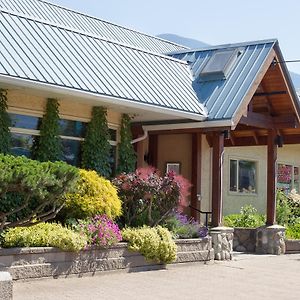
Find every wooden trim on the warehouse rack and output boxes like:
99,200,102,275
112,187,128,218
211,132,224,227
148,134,158,167
232,50,277,127
191,133,202,221
267,129,277,225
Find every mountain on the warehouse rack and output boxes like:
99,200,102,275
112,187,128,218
157,33,209,49
158,33,300,90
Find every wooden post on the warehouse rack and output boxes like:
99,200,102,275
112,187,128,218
148,134,158,168
212,132,224,227
191,133,202,221
267,129,277,225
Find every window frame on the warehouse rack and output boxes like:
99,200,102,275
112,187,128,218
228,157,258,195
8,109,119,167
277,161,300,193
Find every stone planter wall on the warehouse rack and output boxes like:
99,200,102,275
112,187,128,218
285,239,300,253
233,228,257,253
0,237,213,280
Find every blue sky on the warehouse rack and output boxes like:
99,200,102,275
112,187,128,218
51,0,300,74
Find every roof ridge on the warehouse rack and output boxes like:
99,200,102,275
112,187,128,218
37,0,188,50
168,39,278,55
0,9,188,65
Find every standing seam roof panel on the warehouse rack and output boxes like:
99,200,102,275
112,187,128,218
0,0,187,53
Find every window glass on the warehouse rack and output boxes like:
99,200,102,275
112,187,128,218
238,160,256,193
11,133,34,158
229,159,256,194
59,119,87,138
9,113,41,130
61,139,81,166
109,128,117,142
229,160,237,192
277,164,299,193
109,145,117,176
294,167,299,193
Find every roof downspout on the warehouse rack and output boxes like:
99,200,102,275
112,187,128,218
131,128,148,144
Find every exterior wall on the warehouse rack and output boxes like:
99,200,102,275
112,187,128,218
157,134,192,182
6,90,121,126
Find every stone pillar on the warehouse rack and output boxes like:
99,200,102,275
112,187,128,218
256,225,286,255
0,272,13,300
210,227,234,260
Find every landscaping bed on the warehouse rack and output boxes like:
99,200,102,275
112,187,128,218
0,237,213,280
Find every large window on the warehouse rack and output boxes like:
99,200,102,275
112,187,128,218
277,163,299,193
9,112,118,170
229,159,257,194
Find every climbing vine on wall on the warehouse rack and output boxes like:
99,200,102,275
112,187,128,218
117,114,136,174
31,98,62,162
0,89,11,154
81,106,111,178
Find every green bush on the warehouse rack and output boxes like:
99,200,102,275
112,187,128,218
0,89,11,154
81,107,111,178
116,114,136,174
61,169,122,221
223,205,265,228
286,223,300,240
0,154,79,230
122,226,177,264
31,98,62,162
1,223,87,251
276,190,292,226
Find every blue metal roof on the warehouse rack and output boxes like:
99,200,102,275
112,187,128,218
169,40,277,121
0,9,207,118
0,0,186,53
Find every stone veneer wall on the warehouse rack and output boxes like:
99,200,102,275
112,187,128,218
0,237,213,280
233,228,257,252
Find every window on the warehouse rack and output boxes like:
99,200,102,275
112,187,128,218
277,163,299,193
230,159,257,193
200,48,241,81
8,112,118,170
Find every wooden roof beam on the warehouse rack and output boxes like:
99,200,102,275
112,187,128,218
240,112,299,129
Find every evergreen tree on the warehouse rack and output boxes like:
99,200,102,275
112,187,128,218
0,89,11,154
32,98,62,162
117,114,136,174
81,107,111,178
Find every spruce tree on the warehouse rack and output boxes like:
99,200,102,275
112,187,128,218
81,106,111,178
32,98,62,162
117,114,136,174
0,89,11,154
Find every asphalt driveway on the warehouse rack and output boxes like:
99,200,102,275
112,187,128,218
14,253,300,300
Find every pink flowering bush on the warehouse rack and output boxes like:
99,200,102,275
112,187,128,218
112,167,191,227
77,215,122,247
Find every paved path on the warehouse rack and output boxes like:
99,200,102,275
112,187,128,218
14,253,300,300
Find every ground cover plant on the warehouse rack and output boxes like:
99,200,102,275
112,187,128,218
164,212,208,239
1,222,87,251
113,167,191,227
0,154,79,230
223,205,265,228
74,215,122,247
122,226,177,263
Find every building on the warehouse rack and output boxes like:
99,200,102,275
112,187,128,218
1,0,300,226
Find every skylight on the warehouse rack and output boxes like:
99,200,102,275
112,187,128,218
200,48,241,81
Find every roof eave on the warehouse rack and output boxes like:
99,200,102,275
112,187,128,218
0,75,207,122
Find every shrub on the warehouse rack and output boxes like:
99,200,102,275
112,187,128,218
116,114,136,174
286,223,300,240
31,98,62,162
223,205,265,228
113,167,191,227
0,154,79,230
163,212,208,239
75,215,122,247
61,169,122,221
81,107,111,178
0,89,11,154
122,226,177,264
1,223,87,251
276,190,292,226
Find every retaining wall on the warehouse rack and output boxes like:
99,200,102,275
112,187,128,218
0,237,213,280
